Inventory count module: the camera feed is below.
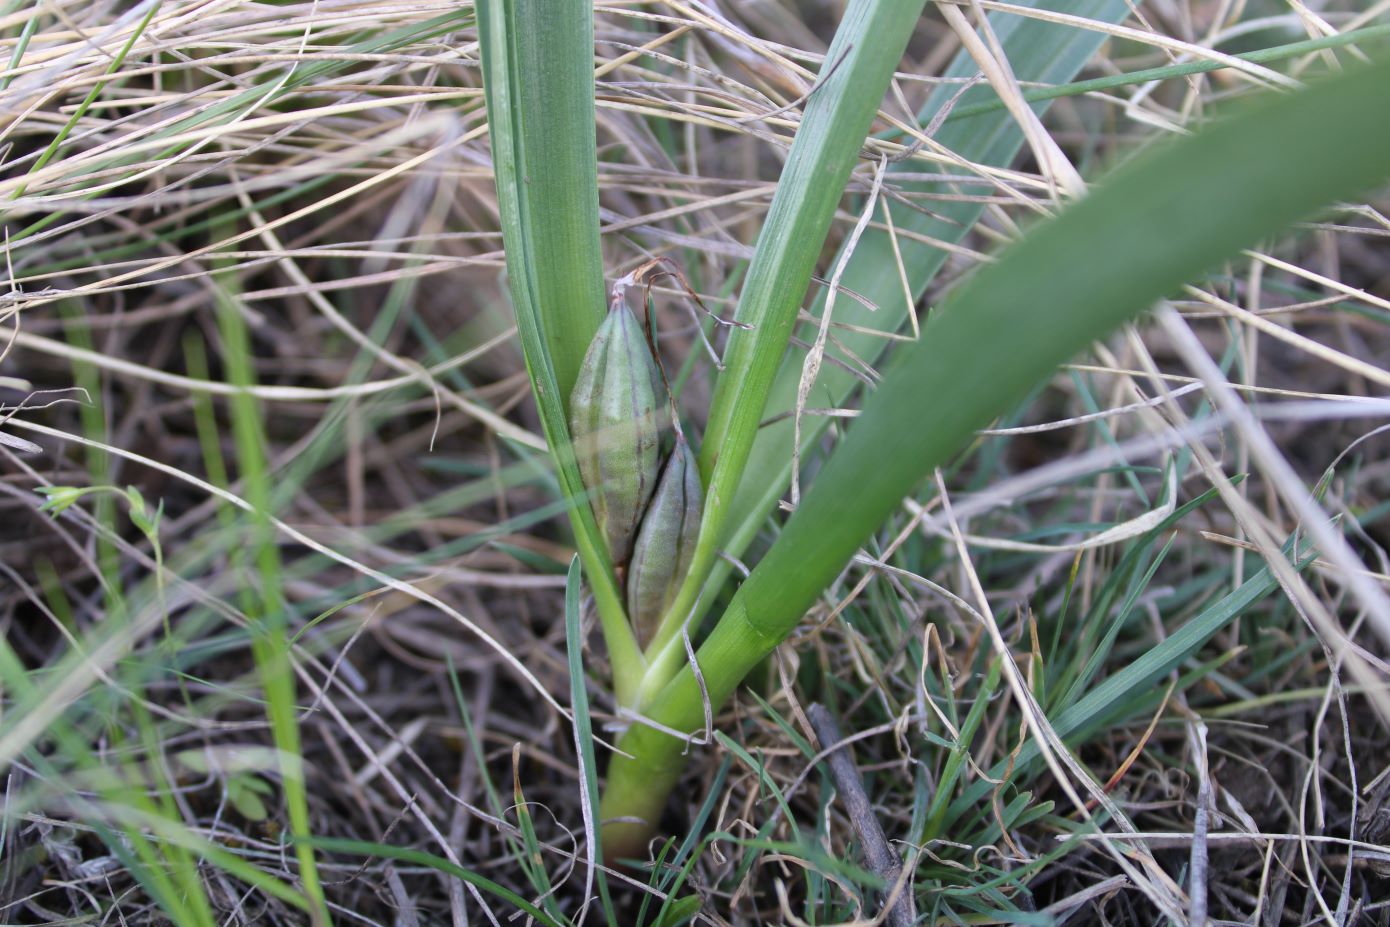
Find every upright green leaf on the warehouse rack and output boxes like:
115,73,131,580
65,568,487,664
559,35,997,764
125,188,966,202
643,0,928,679
706,0,1140,638
478,0,644,699
474,0,605,399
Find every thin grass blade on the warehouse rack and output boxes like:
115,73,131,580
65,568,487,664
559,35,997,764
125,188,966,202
564,556,617,925
305,837,564,927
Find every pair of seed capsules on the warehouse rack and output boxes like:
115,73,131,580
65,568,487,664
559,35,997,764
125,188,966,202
569,279,702,650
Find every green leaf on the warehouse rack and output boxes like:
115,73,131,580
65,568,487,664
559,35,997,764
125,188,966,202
125,485,161,536
35,485,89,515
476,1,605,399
703,0,1141,642
651,894,702,927
478,0,643,700
642,0,930,693
605,52,1390,847
227,778,270,822
719,58,1390,662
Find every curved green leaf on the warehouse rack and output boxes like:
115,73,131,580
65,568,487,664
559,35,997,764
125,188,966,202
603,53,1390,852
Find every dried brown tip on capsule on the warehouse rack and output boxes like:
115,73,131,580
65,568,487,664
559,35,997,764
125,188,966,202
626,435,702,649
569,303,665,564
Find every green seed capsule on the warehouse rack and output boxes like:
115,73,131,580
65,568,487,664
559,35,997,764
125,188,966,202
569,303,664,564
626,435,702,648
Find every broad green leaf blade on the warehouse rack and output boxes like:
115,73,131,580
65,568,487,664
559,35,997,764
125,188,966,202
706,0,1139,633
476,0,605,399
606,54,1390,846
478,0,643,697
721,53,1390,659
646,0,929,665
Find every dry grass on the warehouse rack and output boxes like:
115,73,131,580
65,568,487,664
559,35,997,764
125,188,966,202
1,0,1388,923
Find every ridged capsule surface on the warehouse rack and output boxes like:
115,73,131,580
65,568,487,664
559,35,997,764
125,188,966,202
569,304,664,564
626,436,702,648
